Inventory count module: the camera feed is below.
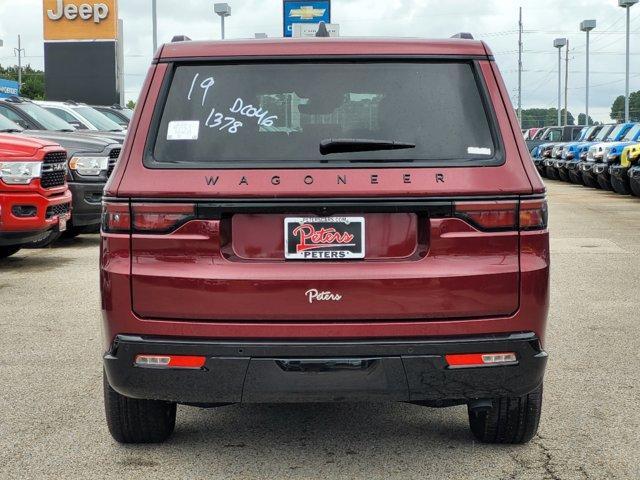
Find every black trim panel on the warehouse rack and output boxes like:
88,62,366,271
104,332,547,404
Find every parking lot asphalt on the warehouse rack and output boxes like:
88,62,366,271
1,180,639,480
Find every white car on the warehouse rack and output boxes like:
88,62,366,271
36,100,127,137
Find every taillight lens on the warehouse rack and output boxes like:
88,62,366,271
520,199,548,230
102,202,130,233
131,203,195,233
445,352,517,369
135,354,206,369
454,201,518,231
455,199,548,231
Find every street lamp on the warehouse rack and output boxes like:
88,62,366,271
580,20,596,126
214,3,231,40
619,0,638,122
554,38,567,126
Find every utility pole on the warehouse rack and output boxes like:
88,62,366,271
152,0,158,53
517,7,523,127
13,35,25,90
564,39,569,126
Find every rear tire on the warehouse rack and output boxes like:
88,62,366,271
631,179,640,197
611,175,631,195
0,246,20,259
103,372,176,444
468,384,543,444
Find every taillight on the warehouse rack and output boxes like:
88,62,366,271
454,201,518,231
131,203,195,233
454,198,548,232
102,202,130,233
520,199,548,230
135,354,206,369
445,352,517,369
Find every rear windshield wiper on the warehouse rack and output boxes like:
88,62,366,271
0,128,23,133
320,138,416,155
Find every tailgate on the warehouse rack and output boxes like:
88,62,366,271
130,199,519,321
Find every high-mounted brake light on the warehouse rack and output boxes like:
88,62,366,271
520,199,548,230
102,202,130,233
135,355,206,369
131,203,195,232
454,201,518,230
445,352,517,369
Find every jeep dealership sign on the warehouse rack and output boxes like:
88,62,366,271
43,0,117,41
43,0,120,104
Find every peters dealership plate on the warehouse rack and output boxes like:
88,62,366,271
284,217,365,260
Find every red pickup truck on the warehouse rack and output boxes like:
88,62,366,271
0,133,71,258
101,36,549,445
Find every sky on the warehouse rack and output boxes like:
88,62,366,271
0,0,638,123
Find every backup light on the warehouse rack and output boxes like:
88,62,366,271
135,355,206,369
445,352,517,369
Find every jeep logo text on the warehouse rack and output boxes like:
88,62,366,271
47,0,109,23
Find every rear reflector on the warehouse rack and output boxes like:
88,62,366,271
132,203,195,233
454,201,518,231
135,355,206,369
445,352,517,369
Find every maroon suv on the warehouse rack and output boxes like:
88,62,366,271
101,37,549,444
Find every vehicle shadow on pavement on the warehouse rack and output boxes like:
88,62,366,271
0,254,74,271
105,403,527,478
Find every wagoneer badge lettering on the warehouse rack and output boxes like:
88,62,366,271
203,173,446,187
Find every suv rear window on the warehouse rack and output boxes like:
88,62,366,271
148,61,499,168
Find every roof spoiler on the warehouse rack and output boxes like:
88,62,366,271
451,32,474,40
171,35,191,42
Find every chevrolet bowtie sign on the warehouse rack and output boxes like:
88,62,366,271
283,1,331,37
289,6,326,20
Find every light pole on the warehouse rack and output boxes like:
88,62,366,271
152,0,158,53
619,0,638,122
554,38,567,126
214,3,231,40
580,20,596,126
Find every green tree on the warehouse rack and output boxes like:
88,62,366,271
577,113,597,125
610,91,640,122
0,64,45,99
521,108,574,129
126,100,136,109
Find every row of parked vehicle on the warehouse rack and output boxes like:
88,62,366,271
525,123,640,196
0,98,132,258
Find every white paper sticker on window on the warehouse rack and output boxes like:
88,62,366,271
167,121,200,140
468,147,492,156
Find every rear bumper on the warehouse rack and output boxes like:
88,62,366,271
68,182,105,227
104,332,547,405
